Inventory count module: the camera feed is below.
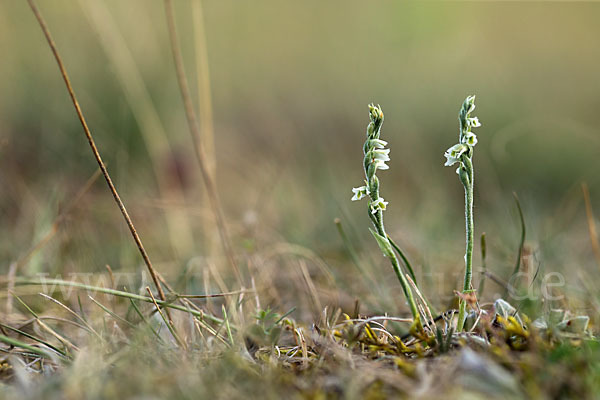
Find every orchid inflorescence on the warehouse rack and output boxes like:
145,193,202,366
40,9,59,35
444,95,481,331
351,104,420,323
351,104,390,215
444,95,481,178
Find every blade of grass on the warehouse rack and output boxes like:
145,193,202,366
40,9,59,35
192,0,216,176
406,274,434,329
163,0,241,286
128,299,167,345
12,278,226,326
0,322,68,359
191,0,220,258
274,307,296,325
192,314,229,346
221,304,234,347
36,317,91,334
38,293,103,342
11,293,79,352
504,192,525,298
146,287,186,349
0,334,59,361
175,289,252,299
77,294,88,324
511,192,526,277
88,296,136,329
298,259,323,314
478,232,487,296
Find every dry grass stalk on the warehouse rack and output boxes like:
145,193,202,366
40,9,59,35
163,0,241,286
26,0,170,319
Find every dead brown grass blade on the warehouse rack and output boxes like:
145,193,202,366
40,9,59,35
163,0,241,286
26,0,169,317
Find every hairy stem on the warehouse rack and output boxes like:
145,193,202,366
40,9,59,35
457,156,474,331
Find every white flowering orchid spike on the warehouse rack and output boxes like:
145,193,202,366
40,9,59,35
458,95,480,147
445,94,481,168
444,95,482,332
352,104,392,203
350,103,421,323
351,186,369,201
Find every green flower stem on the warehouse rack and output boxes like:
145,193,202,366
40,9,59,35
353,104,422,325
457,155,474,331
387,234,417,284
369,188,420,322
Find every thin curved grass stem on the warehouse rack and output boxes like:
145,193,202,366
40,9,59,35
163,0,241,286
26,0,169,318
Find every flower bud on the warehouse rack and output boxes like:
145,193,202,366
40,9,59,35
367,122,375,139
457,165,470,188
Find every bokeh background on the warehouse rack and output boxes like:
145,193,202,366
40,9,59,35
1,1,599,319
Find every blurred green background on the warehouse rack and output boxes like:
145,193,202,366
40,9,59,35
1,1,599,315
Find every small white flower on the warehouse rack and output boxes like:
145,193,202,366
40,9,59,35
370,197,388,214
372,148,390,161
370,139,388,149
373,159,389,170
468,117,481,128
351,186,369,201
463,132,478,147
444,143,468,166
